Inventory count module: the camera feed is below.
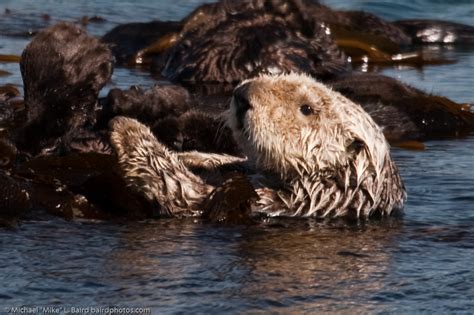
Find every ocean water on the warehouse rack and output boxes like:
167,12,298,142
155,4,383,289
0,0,473,313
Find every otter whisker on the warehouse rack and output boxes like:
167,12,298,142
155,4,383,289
213,117,228,146
110,73,405,220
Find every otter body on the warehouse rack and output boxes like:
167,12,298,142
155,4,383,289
110,73,406,220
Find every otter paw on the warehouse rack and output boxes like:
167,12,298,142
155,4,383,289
109,116,212,217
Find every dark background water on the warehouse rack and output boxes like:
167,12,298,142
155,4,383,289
0,0,473,314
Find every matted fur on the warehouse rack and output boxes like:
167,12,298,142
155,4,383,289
228,73,406,218
110,73,406,219
162,0,346,83
110,117,212,217
18,23,113,155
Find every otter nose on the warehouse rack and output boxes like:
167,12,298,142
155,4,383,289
233,83,252,129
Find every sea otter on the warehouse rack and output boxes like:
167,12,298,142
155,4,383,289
328,73,474,141
15,22,113,156
161,0,347,83
101,0,474,80
110,73,406,220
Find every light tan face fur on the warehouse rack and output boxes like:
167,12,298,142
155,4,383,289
228,73,389,179
110,73,404,218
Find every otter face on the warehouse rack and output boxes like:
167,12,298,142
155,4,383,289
228,73,388,179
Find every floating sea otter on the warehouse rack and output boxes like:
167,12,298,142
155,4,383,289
100,0,474,142
0,22,244,224
15,22,113,156
1,15,471,224
110,73,406,219
102,0,474,81
161,0,347,83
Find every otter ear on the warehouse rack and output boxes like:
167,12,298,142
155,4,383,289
347,138,366,155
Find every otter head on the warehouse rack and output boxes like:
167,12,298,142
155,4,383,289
228,73,405,217
229,73,384,177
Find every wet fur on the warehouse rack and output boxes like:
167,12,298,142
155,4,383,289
329,73,474,140
99,84,193,127
110,117,212,217
155,110,241,155
16,23,113,155
163,0,346,83
110,73,406,219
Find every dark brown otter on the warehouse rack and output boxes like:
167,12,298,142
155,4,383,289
0,21,247,225
100,0,474,76
98,83,194,127
97,83,241,155
162,0,347,83
151,110,241,155
15,22,114,156
328,73,474,141
16,22,238,156
0,23,167,223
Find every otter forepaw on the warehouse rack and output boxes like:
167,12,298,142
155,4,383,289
109,116,212,216
109,116,161,160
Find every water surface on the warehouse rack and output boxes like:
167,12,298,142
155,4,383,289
0,0,473,313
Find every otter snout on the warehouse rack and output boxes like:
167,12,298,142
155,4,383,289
233,82,252,129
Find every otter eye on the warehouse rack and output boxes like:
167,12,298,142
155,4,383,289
300,104,314,116
348,139,365,155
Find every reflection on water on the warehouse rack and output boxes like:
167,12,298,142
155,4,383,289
382,46,474,103
0,219,405,313
323,0,474,25
1,216,473,313
0,0,473,313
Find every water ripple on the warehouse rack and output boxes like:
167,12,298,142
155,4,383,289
0,0,473,313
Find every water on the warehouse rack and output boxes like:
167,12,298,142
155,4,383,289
1,0,474,313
